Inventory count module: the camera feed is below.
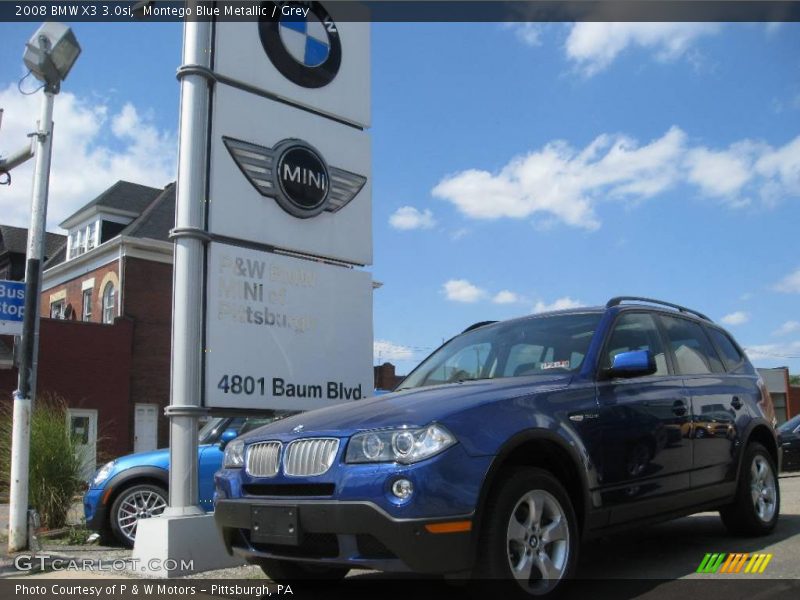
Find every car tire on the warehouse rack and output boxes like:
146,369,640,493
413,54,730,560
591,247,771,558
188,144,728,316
720,442,780,536
109,483,168,547
254,558,349,582
474,467,578,598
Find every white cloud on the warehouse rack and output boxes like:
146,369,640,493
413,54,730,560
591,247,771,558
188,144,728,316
744,341,800,363
374,340,414,362
0,84,175,230
565,23,720,75
433,127,687,230
493,290,521,304
443,279,486,303
773,321,800,337
508,23,542,47
532,297,585,314
388,206,436,231
721,311,749,326
685,143,758,201
774,268,800,293
432,128,800,230
755,135,800,206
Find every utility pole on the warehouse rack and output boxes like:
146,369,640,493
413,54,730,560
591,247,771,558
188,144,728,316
8,85,55,553
6,23,81,553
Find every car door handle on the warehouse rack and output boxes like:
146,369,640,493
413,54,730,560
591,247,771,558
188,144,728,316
731,396,743,410
672,400,688,416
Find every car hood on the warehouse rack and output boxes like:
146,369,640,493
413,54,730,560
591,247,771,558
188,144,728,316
240,374,573,440
113,447,171,471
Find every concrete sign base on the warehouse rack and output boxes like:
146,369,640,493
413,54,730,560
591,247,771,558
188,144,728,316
132,512,244,577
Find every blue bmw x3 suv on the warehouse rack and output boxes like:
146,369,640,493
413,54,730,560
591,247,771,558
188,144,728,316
214,297,780,596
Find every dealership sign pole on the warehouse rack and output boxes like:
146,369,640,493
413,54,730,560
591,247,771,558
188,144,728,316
134,3,371,575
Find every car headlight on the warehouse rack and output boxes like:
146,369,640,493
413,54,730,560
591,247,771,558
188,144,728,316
91,461,115,487
346,424,456,464
223,439,245,468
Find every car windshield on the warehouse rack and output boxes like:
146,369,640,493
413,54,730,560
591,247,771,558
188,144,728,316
198,417,228,444
398,312,602,391
778,414,800,433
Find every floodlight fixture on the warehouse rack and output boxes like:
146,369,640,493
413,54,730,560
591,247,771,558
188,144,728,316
23,22,81,92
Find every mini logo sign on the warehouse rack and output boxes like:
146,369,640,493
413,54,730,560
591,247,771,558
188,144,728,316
259,1,342,89
224,136,367,219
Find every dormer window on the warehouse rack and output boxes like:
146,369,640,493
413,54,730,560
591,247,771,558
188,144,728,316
86,222,96,251
68,220,100,260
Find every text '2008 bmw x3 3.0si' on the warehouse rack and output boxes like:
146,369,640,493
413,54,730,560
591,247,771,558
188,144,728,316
213,297,780,597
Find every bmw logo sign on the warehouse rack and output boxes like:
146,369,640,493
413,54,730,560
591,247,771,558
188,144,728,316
259,2,342,89
273,139,330,218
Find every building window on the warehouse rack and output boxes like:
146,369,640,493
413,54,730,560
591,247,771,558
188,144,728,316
50,300,65,319
69,232,78,259
101,282,115,324
86,222,96,251
82,289,92,322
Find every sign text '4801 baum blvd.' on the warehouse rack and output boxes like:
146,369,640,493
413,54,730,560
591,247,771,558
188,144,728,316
205,244,372,411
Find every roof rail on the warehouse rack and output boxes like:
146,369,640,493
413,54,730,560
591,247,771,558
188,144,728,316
462,320,498,333
606,296,712,322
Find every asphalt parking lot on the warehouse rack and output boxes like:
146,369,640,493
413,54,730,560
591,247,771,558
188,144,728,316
8,474,800,593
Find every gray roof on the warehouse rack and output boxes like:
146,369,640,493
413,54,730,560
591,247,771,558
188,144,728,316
0,224,66,259
59,181,163,227
122,183,176,242
44,182,176,269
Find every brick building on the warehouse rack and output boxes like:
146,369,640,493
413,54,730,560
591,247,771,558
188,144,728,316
374,362,405,391
0,181,176,470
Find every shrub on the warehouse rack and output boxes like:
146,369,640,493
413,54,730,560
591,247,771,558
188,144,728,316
0,394,84,529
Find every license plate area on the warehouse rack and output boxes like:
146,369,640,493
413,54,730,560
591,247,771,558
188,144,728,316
250,505,300,546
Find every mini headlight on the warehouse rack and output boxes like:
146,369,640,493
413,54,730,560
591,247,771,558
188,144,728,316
346,424,456,464
223,439,245,468
91,461,115,486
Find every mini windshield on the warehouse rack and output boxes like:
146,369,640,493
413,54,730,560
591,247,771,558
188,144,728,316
398,312,602,391
198,417,227,444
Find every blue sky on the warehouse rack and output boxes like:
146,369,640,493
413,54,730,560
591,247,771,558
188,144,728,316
1,20,799,374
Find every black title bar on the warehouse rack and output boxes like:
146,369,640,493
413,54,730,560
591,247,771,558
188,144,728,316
2,1,800,23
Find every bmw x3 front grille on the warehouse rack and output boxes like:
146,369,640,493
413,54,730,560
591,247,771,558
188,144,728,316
284,438,340,477
245,441,282,477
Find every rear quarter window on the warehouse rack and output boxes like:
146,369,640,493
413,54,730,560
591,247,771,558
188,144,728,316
707,327,745,371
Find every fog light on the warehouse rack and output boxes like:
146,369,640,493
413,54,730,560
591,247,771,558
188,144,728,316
391,479,414,500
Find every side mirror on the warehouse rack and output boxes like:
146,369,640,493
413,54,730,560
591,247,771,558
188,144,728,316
218,428,238,450
605,350,657,379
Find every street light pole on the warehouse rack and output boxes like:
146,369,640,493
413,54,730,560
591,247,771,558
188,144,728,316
6,22,80,553
7,86,55,552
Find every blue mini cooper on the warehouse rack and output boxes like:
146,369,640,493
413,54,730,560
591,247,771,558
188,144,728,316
214,297,780,596
84,414,290,546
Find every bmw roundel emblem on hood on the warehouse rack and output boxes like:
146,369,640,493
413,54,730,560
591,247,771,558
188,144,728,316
259,1,342,89
223,136,367,219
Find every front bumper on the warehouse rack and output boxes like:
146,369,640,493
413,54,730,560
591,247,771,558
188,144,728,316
215,498,474,574
83,488,108,531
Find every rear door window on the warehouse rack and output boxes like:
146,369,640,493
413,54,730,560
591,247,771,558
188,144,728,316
660,315,724,375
